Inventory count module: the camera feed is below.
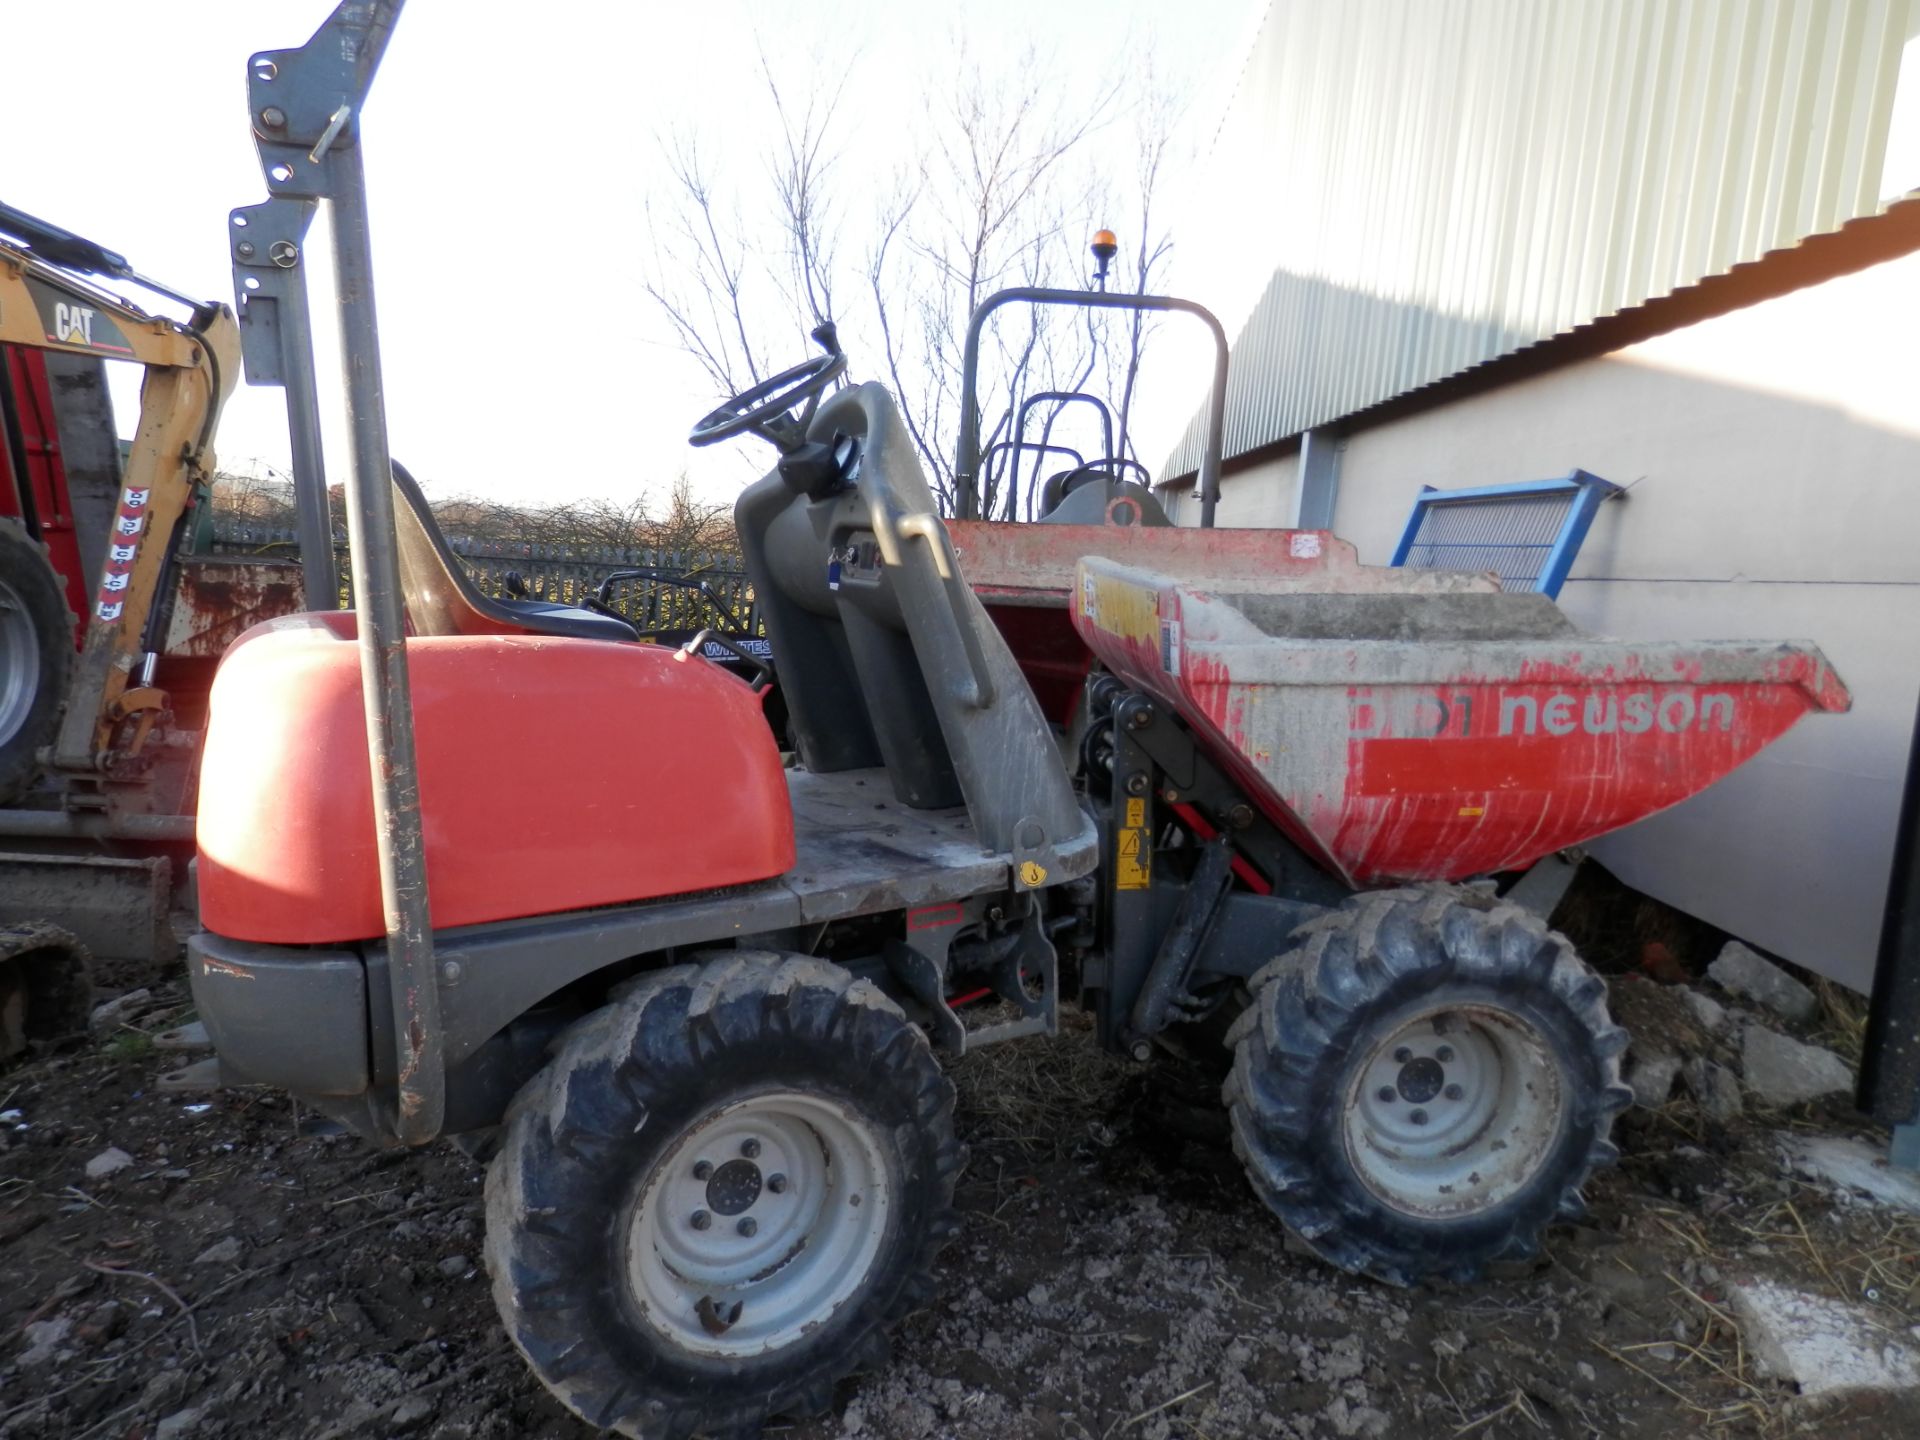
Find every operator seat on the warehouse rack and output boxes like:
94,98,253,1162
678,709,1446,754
388,462,637,642
1036,465,1172,527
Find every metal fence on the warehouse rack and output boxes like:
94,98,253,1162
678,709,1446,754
208,523,760,635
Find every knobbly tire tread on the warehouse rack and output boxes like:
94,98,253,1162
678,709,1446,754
0,522,75,806
485,952,964,1439
1225,885,1632,1287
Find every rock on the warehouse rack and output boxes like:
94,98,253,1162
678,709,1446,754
1325,1396,1391,1438
1783,1135,1920,1215
140,1368,192,1412
89,988,152,1034
390,1395,437,1433
1025,1283,1050,1309
17,1317,73,1367
1626,1045,1682,1107
842,1399,868,1433
435,1254,470,1280
1682,1059,1744,1122
1680,988,1727,1032
1741,1025,1853,1107
1709,942,1817,1024
75,1299,127,1344
1728,1280,1920,1395
194,1236,245,1266
84,1145,135,1180
155,1406,207,1440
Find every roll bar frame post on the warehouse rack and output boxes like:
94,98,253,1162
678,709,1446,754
239,0,444,1145
954,288,1229,527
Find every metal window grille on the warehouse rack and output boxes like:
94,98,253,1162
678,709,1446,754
1389,470,1620,597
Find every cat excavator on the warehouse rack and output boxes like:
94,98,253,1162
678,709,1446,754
0,202,307,1056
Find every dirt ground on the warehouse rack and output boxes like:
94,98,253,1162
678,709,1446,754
4,948,1919,1440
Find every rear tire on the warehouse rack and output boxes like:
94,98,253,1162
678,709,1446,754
1224,886,1631,1286
485,953,964,1439
0,522,74,805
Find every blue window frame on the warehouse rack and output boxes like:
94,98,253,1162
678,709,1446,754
1388,469,1621,598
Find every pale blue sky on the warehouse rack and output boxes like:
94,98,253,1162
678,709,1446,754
3,0,1258,508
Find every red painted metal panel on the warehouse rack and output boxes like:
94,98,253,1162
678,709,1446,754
196,614,795,943
1073,559,1852,887
0,345,87,635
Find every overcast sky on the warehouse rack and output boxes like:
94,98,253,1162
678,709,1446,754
3,0,1257,509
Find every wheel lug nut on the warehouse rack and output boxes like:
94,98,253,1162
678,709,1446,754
741,1139,761,1159
692,1161,712,1180
690,1210,712,1231
1436,1046,1455,1063
737,1218,758,1237
1444,1083,1464,1101
1393,1046,1412,1064
767,1173,788,1194
1410,1109,1429,1126
1376,1086,1396,1103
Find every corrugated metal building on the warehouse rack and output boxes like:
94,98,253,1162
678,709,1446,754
1161,0,1920,988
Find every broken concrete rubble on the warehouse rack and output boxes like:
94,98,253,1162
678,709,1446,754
1626,1044,1682,1107
1708,941,1817,1024
1679,987,1727,1032
1740,1024,1853,1108
1728,1280,1920,1396
16,1317,73,1368
1682,1058,1744,1123
83,1145,134,1180
1783,1134,1920,1216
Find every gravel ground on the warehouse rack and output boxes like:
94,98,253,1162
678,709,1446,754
3,968,1918,1440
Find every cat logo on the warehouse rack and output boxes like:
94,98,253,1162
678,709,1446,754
115,514,144,536
110,541,137,564
53,302,97,346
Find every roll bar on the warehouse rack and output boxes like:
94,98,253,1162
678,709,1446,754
954,287,1229,527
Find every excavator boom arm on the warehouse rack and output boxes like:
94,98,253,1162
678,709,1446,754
0,237,241,774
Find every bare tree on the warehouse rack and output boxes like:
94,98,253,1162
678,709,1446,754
642,36,1186,517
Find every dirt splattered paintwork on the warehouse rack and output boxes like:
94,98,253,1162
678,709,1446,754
1070,558,1850,887
951,521,1496,724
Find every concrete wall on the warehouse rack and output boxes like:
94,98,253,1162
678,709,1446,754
1209,246,1920,989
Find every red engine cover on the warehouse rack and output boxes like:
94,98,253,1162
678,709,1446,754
196,613,794,944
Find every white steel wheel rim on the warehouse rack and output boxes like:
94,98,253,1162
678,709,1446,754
1342,1004,1565,1220
0,576,40,749
623,1090,892,1358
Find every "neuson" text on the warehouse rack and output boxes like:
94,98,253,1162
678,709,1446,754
1348,690,1738,739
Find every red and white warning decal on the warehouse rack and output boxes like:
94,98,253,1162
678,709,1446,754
93,483,152,622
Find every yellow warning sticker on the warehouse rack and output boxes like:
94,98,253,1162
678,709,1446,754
1018,860,1049,887
1116,797,1151,889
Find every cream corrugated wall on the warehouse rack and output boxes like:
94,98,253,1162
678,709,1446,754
1165,0,1918,476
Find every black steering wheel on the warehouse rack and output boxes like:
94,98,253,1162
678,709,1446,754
688,323,846,451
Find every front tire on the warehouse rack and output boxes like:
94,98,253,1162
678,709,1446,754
0,522,74,805
1224,886,1631,1286
485,953,964,1439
